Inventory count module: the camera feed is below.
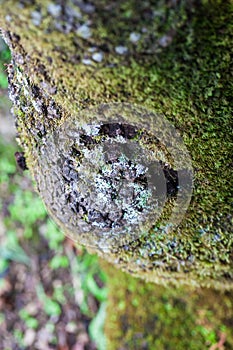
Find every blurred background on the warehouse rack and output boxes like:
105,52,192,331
0,36,106,350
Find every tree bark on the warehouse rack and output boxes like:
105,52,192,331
103,263,233,349
0,0,232,348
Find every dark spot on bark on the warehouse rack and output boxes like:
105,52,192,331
223,272,233,280
99,43,110,52
160,162,179,197
31,85,40,98
70,146,81,158
80,134,96,147
15,151,28,171
19,0,35,7
62,159,79,182
12,33,21,43
46,56,53,64
99,123,137,139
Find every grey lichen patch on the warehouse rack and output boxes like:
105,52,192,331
129,32,141,43
115,46,128,55
32,103,192,253
92,52,104,62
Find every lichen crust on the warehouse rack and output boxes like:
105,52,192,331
33,103,193,251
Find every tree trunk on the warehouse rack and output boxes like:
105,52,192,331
0,0,232,348
103,263,233,349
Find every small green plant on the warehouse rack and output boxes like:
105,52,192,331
13,329,24,348
49,254,69,269
0,230,30,266
72,250,108,349
43,219,66,250
8,190,47,227
0,312,5,325
195,325,217,345
52,283,66,304
0,37,11,89
36,284,62,317
89,302,107,350
76,253,107,314
19,309,39,329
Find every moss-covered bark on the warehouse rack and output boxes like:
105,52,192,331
103,263,233,349
0,0,232,289
0,0,232,348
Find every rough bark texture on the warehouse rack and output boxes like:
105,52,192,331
0,0,232,348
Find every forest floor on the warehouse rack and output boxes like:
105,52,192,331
0,88,106,350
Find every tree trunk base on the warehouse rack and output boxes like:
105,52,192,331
103,263,233,349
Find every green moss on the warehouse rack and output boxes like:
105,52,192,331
104,264,233,349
